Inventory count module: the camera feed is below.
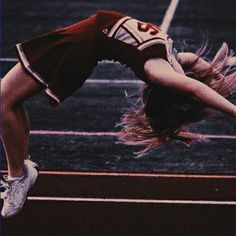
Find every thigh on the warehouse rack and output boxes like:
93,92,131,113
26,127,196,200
1,63,44,107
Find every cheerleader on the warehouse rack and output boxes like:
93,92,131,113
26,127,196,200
1,10,236,218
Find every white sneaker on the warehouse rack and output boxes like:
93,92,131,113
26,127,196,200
1,159,39,218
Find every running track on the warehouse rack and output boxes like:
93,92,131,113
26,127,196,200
2,171,236,235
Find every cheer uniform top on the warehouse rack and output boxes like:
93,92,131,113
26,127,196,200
16,10,175,106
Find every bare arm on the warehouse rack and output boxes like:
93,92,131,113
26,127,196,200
177,52,210,67
177,52,222,76
144,58,236,118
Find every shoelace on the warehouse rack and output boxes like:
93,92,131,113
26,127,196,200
0,176,14,201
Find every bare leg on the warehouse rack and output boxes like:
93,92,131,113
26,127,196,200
1,63,44,177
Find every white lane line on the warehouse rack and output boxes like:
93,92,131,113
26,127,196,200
86,79,143,84
0,77,143,84
0,58,119,64
27,196,236,206
0,58,18,62
160,0,180,33
30,130,236,140
37,171,236,179
206,134,236,139
30,130,118,136
1,169,236,178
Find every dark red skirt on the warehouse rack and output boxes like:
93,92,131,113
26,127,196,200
16,10,124,107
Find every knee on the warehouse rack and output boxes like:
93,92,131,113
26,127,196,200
1,77,22,109
2,96,22,124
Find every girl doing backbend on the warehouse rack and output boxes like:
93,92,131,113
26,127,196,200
1,10,236,218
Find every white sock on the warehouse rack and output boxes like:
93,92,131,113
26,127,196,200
7,175,24,181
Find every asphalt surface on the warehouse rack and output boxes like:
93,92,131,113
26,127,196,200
1,173,236,236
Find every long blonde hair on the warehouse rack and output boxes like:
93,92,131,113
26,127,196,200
118,43,236,157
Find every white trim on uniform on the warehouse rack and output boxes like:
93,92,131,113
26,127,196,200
122,20,143,43
137,38,167,51
16,43,61,105
107,16,131,37
105,16,175,67
16,44,30,67
45,88,61,105
114,26,139,46
16,44,48,87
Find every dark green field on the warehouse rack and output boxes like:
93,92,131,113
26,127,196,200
1,0,236,173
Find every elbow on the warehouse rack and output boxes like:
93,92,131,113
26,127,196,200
178,52,199,65
187,81,205,99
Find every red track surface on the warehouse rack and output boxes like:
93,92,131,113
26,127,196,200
2,171,236,236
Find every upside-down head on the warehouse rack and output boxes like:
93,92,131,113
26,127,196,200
118,43,236,157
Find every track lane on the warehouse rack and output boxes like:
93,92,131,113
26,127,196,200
2,200,236,235
26,172,236,200
2,171,236,235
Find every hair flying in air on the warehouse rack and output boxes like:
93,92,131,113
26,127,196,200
118,42,236,157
